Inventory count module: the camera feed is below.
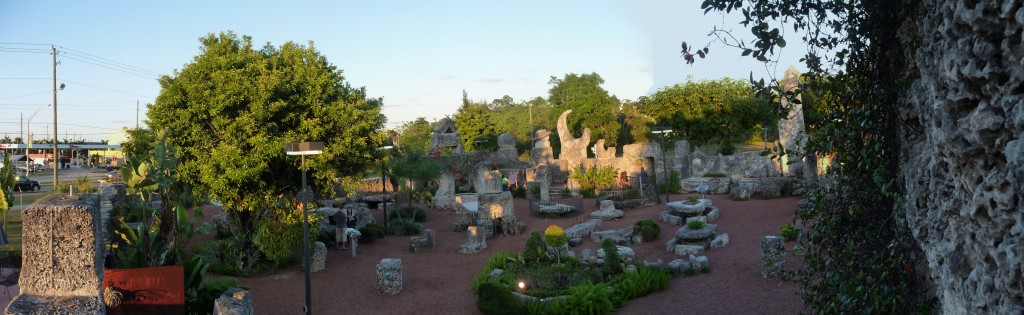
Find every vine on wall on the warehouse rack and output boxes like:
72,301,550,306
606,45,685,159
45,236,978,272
690,0,934,312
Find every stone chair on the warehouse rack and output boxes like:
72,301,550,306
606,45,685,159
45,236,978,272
409,229,436,252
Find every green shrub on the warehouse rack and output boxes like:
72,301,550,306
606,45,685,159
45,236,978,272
633,219,660,242
686,195,699,203
562,282,615,315
523,231,548,263
512,185,527,198
190,277,243,315
387,218,423,236
476,281,523,315
612,266,672,301
528,185,541,199
73,176,99,194
780,223,799,241
687,220,705,230
579,187,596,198
358,224,387,242
658,171,682,194
568,165,619,193
601,238,623,276
388,205,427,223
720,141,736,155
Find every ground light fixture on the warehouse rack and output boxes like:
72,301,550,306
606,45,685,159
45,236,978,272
285,141,324,315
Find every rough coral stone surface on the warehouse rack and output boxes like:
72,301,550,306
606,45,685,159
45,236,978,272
760,236,784,278
376,258,403,295
899,0,1024,313
20,194,104,297
310,242,327,273
214,288,254,315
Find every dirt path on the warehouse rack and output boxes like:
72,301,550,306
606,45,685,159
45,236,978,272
236,194,805,314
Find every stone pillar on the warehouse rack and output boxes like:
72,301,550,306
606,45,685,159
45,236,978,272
675,140,691,178
474,167,502,194
376,258,403,295
778,66,806,176
760,236,785,278
310,241,327,273
7,194,107,314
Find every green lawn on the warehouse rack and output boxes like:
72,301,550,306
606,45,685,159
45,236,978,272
1,210,23,266
10,192,47,208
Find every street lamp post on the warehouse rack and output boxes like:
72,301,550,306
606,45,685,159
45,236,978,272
652,126,673,203
380,144,393,229
286,141,324,315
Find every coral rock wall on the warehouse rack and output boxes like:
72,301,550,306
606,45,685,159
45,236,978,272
902,1,1023,313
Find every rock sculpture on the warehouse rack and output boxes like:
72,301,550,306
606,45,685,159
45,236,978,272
458,226,487,254
778,66,806,177
556,110,590,175
213,288,254,315
590,200,624,221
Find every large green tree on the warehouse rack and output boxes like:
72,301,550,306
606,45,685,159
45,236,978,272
396,117,433,154
148,31,385,215
452,101,496,152
547,73,622,148
637,78,772,151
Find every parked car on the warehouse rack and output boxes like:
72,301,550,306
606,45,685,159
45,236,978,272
32,164,44,172
14,175,40,192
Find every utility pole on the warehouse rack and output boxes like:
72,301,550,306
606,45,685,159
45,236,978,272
53,45,59,188
20,113,23,155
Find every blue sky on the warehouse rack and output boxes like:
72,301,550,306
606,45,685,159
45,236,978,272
0,0,804,142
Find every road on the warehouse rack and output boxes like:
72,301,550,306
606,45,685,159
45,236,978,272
10,166,114,210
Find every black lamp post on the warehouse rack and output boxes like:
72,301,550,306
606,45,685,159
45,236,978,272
286,141,324,315
652,127,673,203
380,144,393,228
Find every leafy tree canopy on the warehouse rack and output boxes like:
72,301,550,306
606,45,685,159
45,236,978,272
147,31,386,214
452,101,497,152
396,117,433,155
636,77,772,148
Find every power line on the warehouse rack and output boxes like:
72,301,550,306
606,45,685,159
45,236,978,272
61,53,159,80
58,46,160,77
0,90,50,100
61,123,122,130
0,48,50,54
59,79,155,99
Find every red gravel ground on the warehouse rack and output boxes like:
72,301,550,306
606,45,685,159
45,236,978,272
235,194,805,314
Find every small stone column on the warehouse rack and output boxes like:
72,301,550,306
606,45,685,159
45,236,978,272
376,258,403,295
760,236,785,278
310,241,327,273
7,194,107,314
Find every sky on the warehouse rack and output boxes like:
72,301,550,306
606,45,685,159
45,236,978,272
0,0,805,143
